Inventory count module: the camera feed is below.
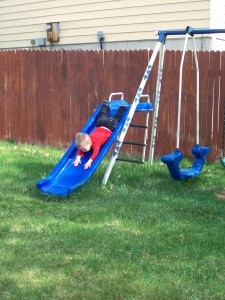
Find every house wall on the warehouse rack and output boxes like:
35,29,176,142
0,0,218,50
210,0,225,50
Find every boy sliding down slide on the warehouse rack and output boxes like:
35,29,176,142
72,101,127,169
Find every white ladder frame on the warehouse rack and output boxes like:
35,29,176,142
102,41,164,186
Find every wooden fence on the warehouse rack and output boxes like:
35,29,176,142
0,49,225,161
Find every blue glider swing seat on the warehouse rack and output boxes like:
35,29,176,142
160,29,210,180
161,145,210,181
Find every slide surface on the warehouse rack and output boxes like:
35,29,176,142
36,100,153,196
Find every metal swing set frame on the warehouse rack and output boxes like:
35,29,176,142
103,26,225,185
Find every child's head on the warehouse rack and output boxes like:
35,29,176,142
75,132,92,152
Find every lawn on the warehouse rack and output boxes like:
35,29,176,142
0,141,225,300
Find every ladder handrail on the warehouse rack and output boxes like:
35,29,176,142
109,92,124,101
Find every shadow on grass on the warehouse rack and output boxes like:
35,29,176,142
3,151,224,205
8,158,105,203
1,159,64,202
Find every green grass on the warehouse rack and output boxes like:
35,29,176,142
0,140,225,300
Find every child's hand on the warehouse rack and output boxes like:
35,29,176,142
84,159,93,169
72,156,81,167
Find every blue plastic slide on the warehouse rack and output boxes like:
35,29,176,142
36,100,153,196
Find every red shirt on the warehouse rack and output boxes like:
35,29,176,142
77,127,112,161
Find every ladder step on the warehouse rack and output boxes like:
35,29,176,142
123,141,146,146
130,124,149,129
116,158,144,164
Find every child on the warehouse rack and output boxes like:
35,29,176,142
73,101,127,169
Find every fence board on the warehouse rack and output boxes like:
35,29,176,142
27,50,37,143
10,51,20,142
200,51,210,150
20,50,27,143
179,49,187,152
48,50,57,146
198,51,205,146
88,50,99,113
74,50,84,135
0,51,7,139
171,50,180,152
220,52,225,158
207,51,217,160
167,50,178,154
68,50,76,142
159,50,171,154
4,51,10,140
210,52,222,160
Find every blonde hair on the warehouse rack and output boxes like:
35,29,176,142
75,132,91,148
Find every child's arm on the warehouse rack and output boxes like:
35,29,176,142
72,155,82,167
84,158,93,169
84,145,100,169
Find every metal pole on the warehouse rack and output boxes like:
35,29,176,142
149,42,166,164
102,40,162,186
192,36,199,145
188,28,225,35
176,33,189,149
157,27,225,37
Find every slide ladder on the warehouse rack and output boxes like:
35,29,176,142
102,37,165,185
116,95,150,164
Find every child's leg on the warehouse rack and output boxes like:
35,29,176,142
96,101,113,129
113,106,127,123
96,104,127,132
104,106,127,131
97,101,110,120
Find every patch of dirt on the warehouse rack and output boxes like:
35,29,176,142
216,190,225,199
